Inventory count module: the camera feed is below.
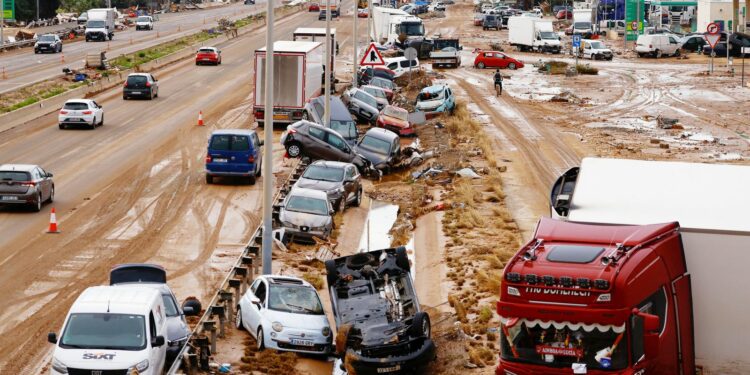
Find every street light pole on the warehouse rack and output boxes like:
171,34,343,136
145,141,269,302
324,0,331,127
353,0,358,88
36,0,40,21
1,0,4,50
367,0,372,42
262,0,275,275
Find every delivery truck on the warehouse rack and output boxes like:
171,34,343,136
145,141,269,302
496,157,750,375
508,17,561,53
572,8,594,35
319,0,342,17
253,41,324,126
292,28,337,79
85,8,116,42
371,6,426,46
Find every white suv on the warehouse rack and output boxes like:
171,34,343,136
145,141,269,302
135,15,154,30
58,99,104,130
385,56,420,78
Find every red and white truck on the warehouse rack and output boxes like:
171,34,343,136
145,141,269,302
253,41,324,126
497,157,750,375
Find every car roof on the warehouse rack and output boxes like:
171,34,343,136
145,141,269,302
310,160,351,169
199,46,218,50
211,129,256,136
0,164,38,172
310,96,351,119
127,72,150,77
364,127,399,141
420,85,447,94
71,286,161,315
64,98,94,104
289,187,330,200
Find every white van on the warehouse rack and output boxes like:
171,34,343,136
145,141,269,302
635,34,681,58
384,56,420,78
48,286,168,375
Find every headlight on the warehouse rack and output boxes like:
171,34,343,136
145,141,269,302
322,326,331,337
328,187,345,195
272,322,284,332
129,359,149,373
51,357,68,374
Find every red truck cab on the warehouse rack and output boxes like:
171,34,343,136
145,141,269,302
497,217,694,375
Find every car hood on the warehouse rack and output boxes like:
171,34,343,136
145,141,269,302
416,99,445,110
295,178,341,192
379,115,409,128
280,209,330,227
262,309,328,330
356,146,389,166
166,316,190,342
52,347,149,369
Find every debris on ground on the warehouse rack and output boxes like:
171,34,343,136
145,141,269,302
455,167,481,179
550,91,585,104
657,115,682,129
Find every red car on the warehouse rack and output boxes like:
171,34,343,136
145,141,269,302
308,2,320,11
556,9,572,19
376,105,414,136
195,47,221,65
473,13,484,26
358,8,368,17
473,50,524,70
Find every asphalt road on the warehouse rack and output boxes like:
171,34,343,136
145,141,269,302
0,2,269,94
0,5,347,373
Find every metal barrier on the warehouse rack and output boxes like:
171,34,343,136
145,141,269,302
166,158,308,374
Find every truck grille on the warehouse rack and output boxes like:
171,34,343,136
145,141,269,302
67,369,128,375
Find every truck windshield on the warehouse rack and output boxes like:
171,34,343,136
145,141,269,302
399,23,425,36
574,22,591,30
540,32,557,40
86,20,105,28
500,320,628,370
60,313,147,350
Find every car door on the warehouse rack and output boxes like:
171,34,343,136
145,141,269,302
495,53,507,68
245,279,267,336
306,125,330,158
150,74,158,95
667,36,679,53
35,167,50,200
92,101,103,122
312,101,325,124
324,131,351,161
343,165,359,202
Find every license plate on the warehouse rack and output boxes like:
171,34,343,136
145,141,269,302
1,196,18,201
69,118,81,121
377,365,401,373
290,339,314,347
213,158,228,163
273,113,290,120
131,91,141,94
203,58,210,61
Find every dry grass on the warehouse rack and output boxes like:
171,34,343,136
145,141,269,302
302,272,324,290
476,270,503,295
448,294,468,323
239,336,298,374
468,345,496,367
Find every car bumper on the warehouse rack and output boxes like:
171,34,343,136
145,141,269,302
205,169,254,177
0,191,37,205
196,58,219,64
345,338,436,375
59,117,95,126
35,45,56,52
282,226,330,243
124,89,153,97
86,33,107,40
266,331,332,354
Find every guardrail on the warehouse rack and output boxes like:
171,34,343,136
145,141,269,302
0,39,36,51
167,159,308,374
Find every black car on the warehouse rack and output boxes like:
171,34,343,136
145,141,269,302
123,73,159,100
34,34,63,54
318,8,339,20
244,0,255,4
325,247,436,375
703,32,750,57
680,34,707,53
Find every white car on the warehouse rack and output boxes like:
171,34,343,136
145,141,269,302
135,15,154,30
58,99,104,130
428,2,445,12
236,275,332,354
384,56,420,78
635,34,681,58
578,39,614,60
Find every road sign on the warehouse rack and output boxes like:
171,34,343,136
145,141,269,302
360,43,385,66
705,33,721,49
404,47,418,61
2,0,14,20
707,22,719,35
631,21,638,30
572,35,581,48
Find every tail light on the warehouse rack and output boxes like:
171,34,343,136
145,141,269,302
145,81,151,87
82,111,93,115
20,181,36,187
205,154,212,163
293,111,303,118
60,110,68,115
248,155,255,163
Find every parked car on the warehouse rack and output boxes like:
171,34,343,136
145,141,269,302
236,275,331,353
377,105,414,136
58,99,104,129
361,85,390,108
205,129,263,185
357,66,396,85
416,84,455,117
109,264,199,366
577,39,613,60
123,72,159,100
325,247,435,373
636,34,681,58
483,14,501,30
294,160,362,211
34,34,62,54
556,9,572,19
473,13,485,26
280,121,372,175
342,88,381,124
244,0,256,4
428,2,446,12
195,46,222,65
680,34,707,52
308,2,319,11
318,9,339,20
0,164,54,212
279,188,334,242
400,4,417,14
357,128,402,174
135,15,154,30
473,50,524,69
385,56,420,78
367,76,396,101
303,96,359,145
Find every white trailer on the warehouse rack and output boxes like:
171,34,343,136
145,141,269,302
508,17,561,53
293,28,337,73
551,157,750,374
253,41,324,125
85,8,115,42
371,7,425,45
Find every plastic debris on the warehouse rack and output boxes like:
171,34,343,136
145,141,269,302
456,168,481,179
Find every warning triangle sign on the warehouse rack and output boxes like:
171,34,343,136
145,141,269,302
360,43,386,66
705,33,721,49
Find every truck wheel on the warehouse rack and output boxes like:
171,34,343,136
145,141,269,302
395,246,410,271
409,312,431,338
325,259,338,288
286,142,302,158
477,62,485,69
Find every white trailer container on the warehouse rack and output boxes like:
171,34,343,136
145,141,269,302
508,17,561,53
552,157,750,374
371,7,425,45
293,28,337,73
253,41,324,126
85,8,115,41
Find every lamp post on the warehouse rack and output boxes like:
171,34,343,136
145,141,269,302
262,0,275,275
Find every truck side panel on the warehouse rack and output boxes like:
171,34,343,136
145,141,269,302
305,45,324,103
254,54,304,108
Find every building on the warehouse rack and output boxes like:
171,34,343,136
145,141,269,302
697,0,748,32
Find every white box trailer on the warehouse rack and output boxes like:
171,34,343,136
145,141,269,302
253,41,324,125
552,157,750,374
508,17,561,53
292,28,337,74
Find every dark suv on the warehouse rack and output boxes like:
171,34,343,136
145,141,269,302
34,34,63,54
205,129,263,184
483,14,500,30
0,164,54,212
123,73,159,100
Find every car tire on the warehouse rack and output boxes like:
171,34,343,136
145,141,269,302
48,186,55,203
235,307,244,330
325,259,338,288
206,174,214,184
354,189,362,207
477,62,485,69
286,142,302,158
90,121,96,130
123,95,128,100
673,49,680,57
409,312,431,339
395,246,410,271
655,49,662,58
637,52,646,58
34,50,39,54
508,62,517,70
182,297,202,314
248,175,256,185
32,193,42,212
58,124,64,130
255,162,262,177
256,327,265,350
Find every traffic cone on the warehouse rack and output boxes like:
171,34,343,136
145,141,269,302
197,111,204,126
47,207,60,233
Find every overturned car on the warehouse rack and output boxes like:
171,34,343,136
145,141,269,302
325,247,436,374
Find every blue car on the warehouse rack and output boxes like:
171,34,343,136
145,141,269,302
415,85,455,118
205,129,263,185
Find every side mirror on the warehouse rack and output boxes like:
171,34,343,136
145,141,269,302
47,172,54,177
250,296,261,307
151,335,165,347
329,209,335,215
48,332,57,344
182,306,196,316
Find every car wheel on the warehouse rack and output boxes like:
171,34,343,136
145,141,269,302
673,49,680,57
637,52,646,58
508,62,517,70
248,175,256,185
409,312,431,339
354,189,362,207
32,193,42,212
35,50,39,54
90,121,96,130
325,259,338,287
58,124,64,130
48,186,55,203
206,174,214,184
256,327,265,350
235,307,244,330
123,95,128,100
477,62,485,69
655,49,662,58
286,142,302,158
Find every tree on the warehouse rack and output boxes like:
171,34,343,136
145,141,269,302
14,0,61,21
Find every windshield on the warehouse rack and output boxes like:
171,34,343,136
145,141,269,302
354,91,378,109
86,20,105,28
371,78,394,90
364,87,386,99
500,320,627,370
383,106,408,121
590,41,606,49
60,313,146,350
39,35,56,42
162,294,179,317
198,48,216,54
285,195,329,215
418,89,444,102
302,165,345,182
0,171,31,181
399,23,425,36
63,102,89,110
540,31,557,40
330,121,357,139
358,135,392,155
269,285,324,315
137,16,150,22
574,22,591,29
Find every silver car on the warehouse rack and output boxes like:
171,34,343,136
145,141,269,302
0,164,54,212
293,160,363,211
279,188,334,243
342,88,380,125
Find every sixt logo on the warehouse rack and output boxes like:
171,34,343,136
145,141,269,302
82,352,116,360
524,287,592,297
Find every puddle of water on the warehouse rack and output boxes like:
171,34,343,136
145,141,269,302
586,117,657,131
357,200,417,279
683,132,715,142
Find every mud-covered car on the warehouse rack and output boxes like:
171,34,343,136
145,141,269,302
325,247,436,374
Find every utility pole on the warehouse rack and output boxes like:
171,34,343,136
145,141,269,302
353,0,358,88
1,0,4,50
323,0,331,127
36,0,39,21
262,0,275,275
367,0,372,42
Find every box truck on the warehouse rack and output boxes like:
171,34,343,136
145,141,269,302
319,0,342,17
508,17,561,53
371,7,425,46
253,41,324,126
495,157,750,374
572,8,594,35
85,8,116,42
292,28,338,77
